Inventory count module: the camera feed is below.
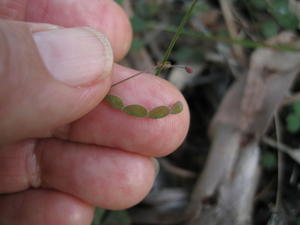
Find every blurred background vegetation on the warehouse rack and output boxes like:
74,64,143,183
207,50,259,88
92,0,300,224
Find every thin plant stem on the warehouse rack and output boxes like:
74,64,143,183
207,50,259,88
112,71,145,87
112,66,157,87
111,64,191,87
274,113,284,212
262,136,300,153
147,24,300,52
155,0,199,76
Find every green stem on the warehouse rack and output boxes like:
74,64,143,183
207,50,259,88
155,0,198,76
151,24,300,52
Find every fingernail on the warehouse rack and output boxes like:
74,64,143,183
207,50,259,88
151,158,160,177
33,27,113,86
28,22,63,33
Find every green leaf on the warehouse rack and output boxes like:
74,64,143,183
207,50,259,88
113,0,123,5
135,1,160,18
148,106,170,119
123,105,148,117
261,152,277,170
292,101,300,115
260,20,279,38
130,16,146,32
130,38,145,51
268,0,299,29
170,101,184,114
250,0,267,10
105,94,124,110
286,113,300,133
102,210,131,225
92,208,106,225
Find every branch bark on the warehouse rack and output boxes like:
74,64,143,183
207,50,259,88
185,32,300,225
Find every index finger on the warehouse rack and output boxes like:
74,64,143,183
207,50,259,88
55,64,190,157
0,0,132,61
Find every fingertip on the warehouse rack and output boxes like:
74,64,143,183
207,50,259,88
106,0,133,61
33,27,113,86
0,21,113,144
25,0,132,61
36,140,156,209
0,189,94,225
69,64,190,157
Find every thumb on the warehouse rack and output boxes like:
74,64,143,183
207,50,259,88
0,20,113,145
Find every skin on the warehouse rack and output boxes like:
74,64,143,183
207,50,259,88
0,0,190,225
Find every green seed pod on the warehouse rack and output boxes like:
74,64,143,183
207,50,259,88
105,94,124,110
123,104,148,117
148,106,170,119
170,101,183,114
105,93,184,119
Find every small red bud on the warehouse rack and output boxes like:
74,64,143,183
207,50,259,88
184,66,193,73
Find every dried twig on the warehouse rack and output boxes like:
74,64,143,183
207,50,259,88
186,32,300,225
263,137,300,164
282,92,300,106
159,158,196,179
219,0,246,66
274,114,284,211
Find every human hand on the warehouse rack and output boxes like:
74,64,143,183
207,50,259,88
0,1,190,225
